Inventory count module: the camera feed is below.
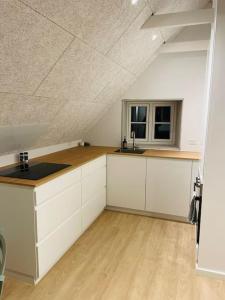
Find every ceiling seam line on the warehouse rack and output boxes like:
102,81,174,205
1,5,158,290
73,36,137,77
18,0,138,78
104,2,149,56
31,38,76,96
18,0,76,38
0,92,34,97
0,92,63,101
90,69,136,104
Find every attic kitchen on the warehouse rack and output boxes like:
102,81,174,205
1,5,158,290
1,0,225,299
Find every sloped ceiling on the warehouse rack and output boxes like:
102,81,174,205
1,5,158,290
0,0,209,154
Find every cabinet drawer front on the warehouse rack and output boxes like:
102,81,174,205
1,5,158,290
35,168,81,205
37,210,81,279
82,155,106,178
82,167,106,205
82,188,106,232
36,183,81,242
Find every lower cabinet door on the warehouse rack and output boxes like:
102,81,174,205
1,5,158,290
146,158,192,217
37,210,81,279
81,188,106,232
107,155,146,210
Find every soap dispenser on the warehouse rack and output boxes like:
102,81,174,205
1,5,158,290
122,136,128,149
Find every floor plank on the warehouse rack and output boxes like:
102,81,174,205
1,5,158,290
3,211,225,300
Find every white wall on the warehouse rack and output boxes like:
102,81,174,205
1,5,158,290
85,51,207,151
0,139,81,168
198,0,225,275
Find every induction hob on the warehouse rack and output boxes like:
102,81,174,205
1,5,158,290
0,162,71,180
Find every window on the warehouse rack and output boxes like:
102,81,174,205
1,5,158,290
128,104,148,141
123,101,179,146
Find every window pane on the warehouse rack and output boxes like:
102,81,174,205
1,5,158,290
155,106,171,122
131,123,146,139
154,124,170,139
131,106,147,122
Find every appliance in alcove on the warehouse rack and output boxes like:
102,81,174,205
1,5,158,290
188,177,203,245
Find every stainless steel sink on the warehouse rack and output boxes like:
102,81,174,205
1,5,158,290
115,148,146,154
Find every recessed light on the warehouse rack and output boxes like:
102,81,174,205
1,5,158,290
152,34,158,41
131,0,139,5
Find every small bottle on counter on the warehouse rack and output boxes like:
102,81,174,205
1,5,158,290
122,137,128,149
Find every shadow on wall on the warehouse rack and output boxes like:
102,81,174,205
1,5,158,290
0,124,48,154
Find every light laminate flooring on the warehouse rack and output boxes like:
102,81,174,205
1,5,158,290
3,211,225,300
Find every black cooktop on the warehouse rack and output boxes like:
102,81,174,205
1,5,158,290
0,162,71,180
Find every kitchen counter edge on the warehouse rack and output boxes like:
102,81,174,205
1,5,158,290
0,146,200,187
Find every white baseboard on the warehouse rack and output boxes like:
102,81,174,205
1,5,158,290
196,264,225,280
0,139,82,168
106,206,187,223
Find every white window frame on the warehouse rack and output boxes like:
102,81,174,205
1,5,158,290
127,103,149,143
125,100,177,146
151,102,176,145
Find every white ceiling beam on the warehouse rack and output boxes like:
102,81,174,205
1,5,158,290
160,40,209,54
142,8,214,29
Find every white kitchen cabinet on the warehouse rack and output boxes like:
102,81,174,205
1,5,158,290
146,158,193,217
81,156,106,231
107,155,146,210
0,184,36,278
0,155,106,283
37,210,82,278
82,189,106,231
81,165,106,206
36,182,82,242
35,167,81,205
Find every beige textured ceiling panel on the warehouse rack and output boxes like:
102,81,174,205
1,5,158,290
59,102,111,142
35,38,121,101
107,5,163,74
22,0,147,54
0,93,66,126
93,69,136,105
0,0,73,94
0,124,48,153
33,101,110,147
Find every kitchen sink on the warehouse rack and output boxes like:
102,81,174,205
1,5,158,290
115,148,146,154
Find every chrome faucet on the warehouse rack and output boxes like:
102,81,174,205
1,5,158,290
131,131,136,150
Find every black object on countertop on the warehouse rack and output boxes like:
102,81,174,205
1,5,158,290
0,162,71,180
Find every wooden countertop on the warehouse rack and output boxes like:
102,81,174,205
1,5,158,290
0,146,200,187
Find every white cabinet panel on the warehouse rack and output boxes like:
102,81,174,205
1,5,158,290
82,155,106,178
146,158,192,217
0,184,36,278
36,182,81,242
35,168,81,205
37,210,81,278
82,167,106,205
107,155,146,210
82,188,106,232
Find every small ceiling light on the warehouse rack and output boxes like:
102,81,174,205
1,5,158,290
152,34,158,41
131,0,139,5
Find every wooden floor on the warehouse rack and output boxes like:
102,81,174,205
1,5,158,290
3,211,225,300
